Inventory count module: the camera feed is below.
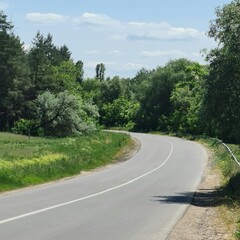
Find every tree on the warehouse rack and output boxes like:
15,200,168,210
58,45,71,63
75,60,84,84
168,63,207,134
101,97,139,128
30,91,98,137
0,11,30,130
126,68,153,101
27,32,55,98
135,59,193,131
81,78,101,101
50,44,72,66
27,32,73,98
204,0,240,142
51,60,82,94
99,77,124,104
95,63,106,81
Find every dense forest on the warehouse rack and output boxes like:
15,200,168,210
0,0,240,143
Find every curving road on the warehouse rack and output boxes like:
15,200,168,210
0,132,207,240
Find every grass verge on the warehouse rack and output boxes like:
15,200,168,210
0,131,133,192
198,138,240,239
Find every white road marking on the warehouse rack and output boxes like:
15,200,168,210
0,140,173,225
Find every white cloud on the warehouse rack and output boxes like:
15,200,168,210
74,12,120,27
73,12,203,42
24,11,203,42
141,50,186,58
109,21,203,42
125,22,203,41
25,12,68,25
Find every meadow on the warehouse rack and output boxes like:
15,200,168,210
0,131,132,192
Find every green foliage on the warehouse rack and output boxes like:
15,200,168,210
12,118,37,136
27,32,55,97
168,63,207,134
51,60,82,94
0,11,30,131
81,76,130,128
32,91,98,137
95,63,106,81
82,59,208,134
204,0,240,143
81,78,101,100
101,97,140,128
26,32,79,100
235,229,240,239
99,76,124,104
125,68,152,101
202,139,240,199
135,59,199,131
0,131,132,191
75,60,84,84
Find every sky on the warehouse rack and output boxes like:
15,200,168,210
0,0,232,78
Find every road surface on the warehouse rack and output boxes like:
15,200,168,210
0,132,208,240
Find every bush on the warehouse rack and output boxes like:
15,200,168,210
12,119,37,136
14,91,99,137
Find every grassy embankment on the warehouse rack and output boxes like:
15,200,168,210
0,131,133,192
206,140,240,239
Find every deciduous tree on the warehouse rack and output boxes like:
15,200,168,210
31,91,98,136
204,0,240,142
95,63,106,81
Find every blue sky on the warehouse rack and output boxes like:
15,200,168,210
1,0,232,78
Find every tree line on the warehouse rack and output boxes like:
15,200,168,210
0,11,99,137
0,0,240,143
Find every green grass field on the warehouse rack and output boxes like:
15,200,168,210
0,131,132,192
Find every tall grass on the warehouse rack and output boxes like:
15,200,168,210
0,131,132,192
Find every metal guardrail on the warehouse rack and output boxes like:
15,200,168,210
216,139,240,167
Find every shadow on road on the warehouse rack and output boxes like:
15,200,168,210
154,172,240,208
153,188,222,207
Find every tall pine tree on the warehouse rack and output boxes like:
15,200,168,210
0,11,30,130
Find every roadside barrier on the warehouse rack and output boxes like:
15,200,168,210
216,139,240,167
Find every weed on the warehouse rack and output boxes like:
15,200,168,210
235,229,240,239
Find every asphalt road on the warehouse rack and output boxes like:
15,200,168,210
0,132,208,240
